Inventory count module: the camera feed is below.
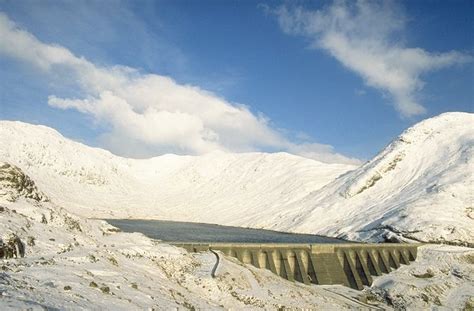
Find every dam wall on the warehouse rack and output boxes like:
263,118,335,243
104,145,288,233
173,243,419,290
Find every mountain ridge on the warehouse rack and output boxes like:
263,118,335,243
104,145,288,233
1,112,472,244
0,120,355,223
263,112,473,245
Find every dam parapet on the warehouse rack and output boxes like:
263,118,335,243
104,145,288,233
173,242,419,290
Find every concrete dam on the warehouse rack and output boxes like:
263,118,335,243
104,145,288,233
174,242,419,290
105,219,419,290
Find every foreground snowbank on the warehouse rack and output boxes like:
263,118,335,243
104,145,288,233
366,245,474,310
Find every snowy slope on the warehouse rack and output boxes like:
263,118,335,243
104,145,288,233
261,112,474,245
0,120,354,223
1,161,473,310
0,162,375,310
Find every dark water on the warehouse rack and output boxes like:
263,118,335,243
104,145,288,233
105,219,350,243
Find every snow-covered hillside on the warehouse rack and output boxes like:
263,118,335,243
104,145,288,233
0,112,472,246
0,121,354,222
262,112,474,245
0,162,378,309
0,158,472,310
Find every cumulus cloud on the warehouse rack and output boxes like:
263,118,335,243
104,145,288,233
269,0,471,117
0,12,359,164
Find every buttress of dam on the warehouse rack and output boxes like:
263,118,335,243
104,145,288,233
173,243,419,290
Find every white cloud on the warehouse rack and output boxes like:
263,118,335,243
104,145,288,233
0,12,359,164
270,0,471,117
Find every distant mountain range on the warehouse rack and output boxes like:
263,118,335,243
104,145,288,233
1,112,472,245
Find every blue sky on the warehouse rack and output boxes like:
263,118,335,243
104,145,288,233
0,0,472,163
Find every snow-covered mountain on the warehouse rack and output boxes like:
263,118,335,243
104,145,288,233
0,121,354,222
0,112,472,245
262,112,474,245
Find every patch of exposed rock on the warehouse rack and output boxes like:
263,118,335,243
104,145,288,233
0,162,48,202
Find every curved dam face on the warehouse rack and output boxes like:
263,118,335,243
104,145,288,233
174,243,419,290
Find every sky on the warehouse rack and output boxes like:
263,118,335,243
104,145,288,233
0,0,472,164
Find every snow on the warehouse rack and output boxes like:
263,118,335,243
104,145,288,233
0,163,378,309
365,245,474,310
0,199,474,310
254,112,474,245
1,112,472,245
0,111,473,309
0,120,355,224
2,191,471,309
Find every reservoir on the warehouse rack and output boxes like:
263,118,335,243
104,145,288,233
105,219,350,244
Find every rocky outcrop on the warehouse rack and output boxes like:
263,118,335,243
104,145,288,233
0,162,48,202
0,233,25,259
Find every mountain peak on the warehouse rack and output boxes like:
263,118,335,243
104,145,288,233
278,112,473,245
